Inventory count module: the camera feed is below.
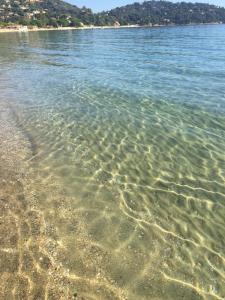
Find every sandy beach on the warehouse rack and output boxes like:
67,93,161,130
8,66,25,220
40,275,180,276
0,22,222,34
0,24,141,33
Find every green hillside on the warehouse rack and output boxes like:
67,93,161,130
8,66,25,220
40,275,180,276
96,1,225,26
0,0,225,28
0,0,93,27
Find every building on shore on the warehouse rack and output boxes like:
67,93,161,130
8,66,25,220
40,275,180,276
114,21,120,27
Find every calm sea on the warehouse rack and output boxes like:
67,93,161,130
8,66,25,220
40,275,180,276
0,25,225,300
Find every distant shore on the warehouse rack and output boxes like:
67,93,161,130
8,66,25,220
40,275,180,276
0,24,140,33
0,22,223,33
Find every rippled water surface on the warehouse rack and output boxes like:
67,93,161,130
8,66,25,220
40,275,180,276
0,25,225,300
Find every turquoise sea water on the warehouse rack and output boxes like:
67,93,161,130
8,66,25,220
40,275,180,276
0,25,225,299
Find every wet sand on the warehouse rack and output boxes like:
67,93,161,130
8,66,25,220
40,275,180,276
0,98,69,299
0,97,126,299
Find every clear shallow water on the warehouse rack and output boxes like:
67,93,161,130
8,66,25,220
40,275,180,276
0,25,225,299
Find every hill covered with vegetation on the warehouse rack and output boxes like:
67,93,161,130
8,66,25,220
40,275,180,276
0,0,94,27
97,1,225,26
0,0,225,28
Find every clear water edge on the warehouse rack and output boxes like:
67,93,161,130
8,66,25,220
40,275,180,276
0,25,225,299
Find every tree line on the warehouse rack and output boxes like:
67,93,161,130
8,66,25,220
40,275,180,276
0,0,225,28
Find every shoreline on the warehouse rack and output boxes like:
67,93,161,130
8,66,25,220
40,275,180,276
0,22,223,33
0,24,140,33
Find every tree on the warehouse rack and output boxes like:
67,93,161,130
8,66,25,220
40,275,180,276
70,17,81,27
57,17,70,27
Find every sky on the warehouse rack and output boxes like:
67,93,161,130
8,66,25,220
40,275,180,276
70,0,225,12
